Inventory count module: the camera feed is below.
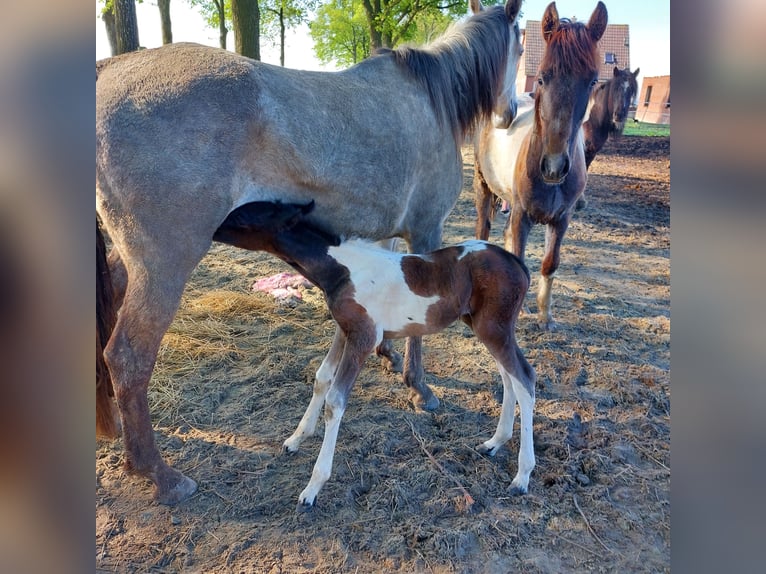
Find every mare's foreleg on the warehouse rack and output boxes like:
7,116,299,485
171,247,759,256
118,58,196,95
284,326,345,452
298,331,372,508
537,218,569,331
473,162,498,241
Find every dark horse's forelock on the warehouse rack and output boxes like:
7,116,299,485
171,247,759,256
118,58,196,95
540,19,599,78
380,6,512,143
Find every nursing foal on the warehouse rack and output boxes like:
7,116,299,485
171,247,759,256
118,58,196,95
214,201,536,508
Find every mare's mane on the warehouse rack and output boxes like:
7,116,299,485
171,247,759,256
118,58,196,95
376,6,512,140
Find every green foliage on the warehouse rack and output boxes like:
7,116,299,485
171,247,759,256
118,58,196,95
310,0,466,67
311,0,370,67
186,0,231,30
623,122,671,137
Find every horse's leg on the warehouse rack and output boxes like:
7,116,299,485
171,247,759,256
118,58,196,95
107,247,128,309
104,241,209,504
538,218,569,330
297,331,371,508
473,315,536,494
373,238,403,373
473,162,497,241
284,326,345,452
503,204,531,259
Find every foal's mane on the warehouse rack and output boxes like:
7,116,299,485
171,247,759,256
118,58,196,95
377,6,512,142
539,19,599,78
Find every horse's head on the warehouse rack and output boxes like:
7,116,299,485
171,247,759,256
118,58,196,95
214,201,315,251
606,66,640,132
535,1,607,184
470,0,524,129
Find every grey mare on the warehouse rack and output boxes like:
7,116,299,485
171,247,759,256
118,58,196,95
96,0,524,504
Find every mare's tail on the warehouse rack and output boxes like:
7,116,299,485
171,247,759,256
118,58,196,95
96,217,119,438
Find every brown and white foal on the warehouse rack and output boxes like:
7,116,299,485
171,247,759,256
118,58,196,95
214,201,536,507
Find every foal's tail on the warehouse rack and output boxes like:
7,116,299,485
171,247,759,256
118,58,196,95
96,217,120,438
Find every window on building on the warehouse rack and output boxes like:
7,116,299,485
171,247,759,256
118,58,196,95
604,52,617,64
644,85,653,107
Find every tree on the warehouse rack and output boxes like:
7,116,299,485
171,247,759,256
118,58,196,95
310,0,461,67
114,0,141,54
311,0,370,67
158,0,173,44
232,0,260,59
187,0,230,49
261,0,318,67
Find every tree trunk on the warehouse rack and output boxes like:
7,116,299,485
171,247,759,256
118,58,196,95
362,0,384,50
113,0,140,54
214,0,227,49
158,0,173,45
102,7,118,57
279,7,285,67
231,0,260,60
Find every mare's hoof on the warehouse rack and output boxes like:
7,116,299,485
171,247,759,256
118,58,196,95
380,351,403,374
154,474,198,505
410,389,440,412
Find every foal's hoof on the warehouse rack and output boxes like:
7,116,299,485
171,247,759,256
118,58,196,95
574,196,588,211
296,499,316,513
509,484,528,496
154,474,198,505
537,317,557,332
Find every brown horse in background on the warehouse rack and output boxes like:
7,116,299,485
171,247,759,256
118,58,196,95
473,1,608,330
96,0,523,504
575,65,640,209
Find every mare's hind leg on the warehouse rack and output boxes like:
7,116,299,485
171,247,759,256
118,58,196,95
373,238,403,373
284,326,345,452
473,162,499,241
104,241,210,504
538,218,570,331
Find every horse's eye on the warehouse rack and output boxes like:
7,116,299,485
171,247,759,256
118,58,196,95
537,77,544,86
590,79,598,88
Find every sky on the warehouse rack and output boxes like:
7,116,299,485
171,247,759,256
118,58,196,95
95,1,669,85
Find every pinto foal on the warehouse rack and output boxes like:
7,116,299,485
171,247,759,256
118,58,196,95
214,201,536,508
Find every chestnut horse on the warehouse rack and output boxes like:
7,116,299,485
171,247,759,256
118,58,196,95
213,201,536,507
96,0,523,504
473,1,608,330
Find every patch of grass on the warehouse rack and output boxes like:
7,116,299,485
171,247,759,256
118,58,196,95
623,121,670,137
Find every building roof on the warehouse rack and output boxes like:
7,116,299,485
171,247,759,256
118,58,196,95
521,22,631,82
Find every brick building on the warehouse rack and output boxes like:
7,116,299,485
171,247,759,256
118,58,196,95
516,21,631,94
635,75,670,125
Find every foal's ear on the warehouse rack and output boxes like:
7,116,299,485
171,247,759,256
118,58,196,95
278,201,314,231
469,0,483,15
587,1,608,43
504,0,521,22
633,67,640,78
541,2,559,44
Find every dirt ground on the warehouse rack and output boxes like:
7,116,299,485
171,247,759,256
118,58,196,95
96,135,670,573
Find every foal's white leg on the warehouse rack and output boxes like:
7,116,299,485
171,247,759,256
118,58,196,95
298,385,347,508
509,375,535,495
477,360,518,456
284,328,344,453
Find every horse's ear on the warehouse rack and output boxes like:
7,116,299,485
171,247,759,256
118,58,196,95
505,0,522,22
587,1,608,43
469,0,483,15
541,2,559,44
613,66,619,76
633,67,640,78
